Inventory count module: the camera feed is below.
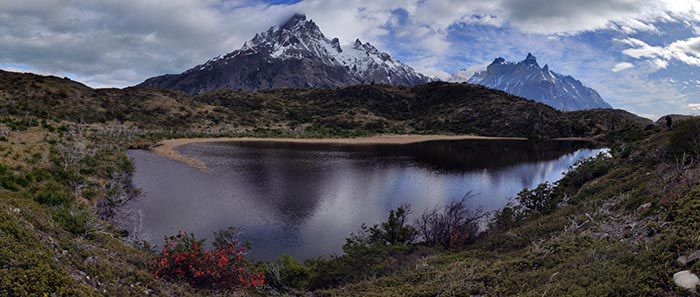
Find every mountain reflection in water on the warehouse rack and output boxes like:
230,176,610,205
124,140,606,260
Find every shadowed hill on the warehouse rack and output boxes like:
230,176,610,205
0,70,651,139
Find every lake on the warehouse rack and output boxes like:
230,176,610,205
122,139,606,260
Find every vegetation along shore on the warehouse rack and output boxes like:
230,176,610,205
1,69,699,296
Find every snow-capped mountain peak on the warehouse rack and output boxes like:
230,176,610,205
461,54,612,111
139,14,430,93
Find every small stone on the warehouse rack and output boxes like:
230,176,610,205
415,262,431,272
673,270,699,292
686,250,700,264
677,250,700,267
82,256,97,266
636,202,652,214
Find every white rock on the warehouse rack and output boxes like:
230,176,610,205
673,270,699,292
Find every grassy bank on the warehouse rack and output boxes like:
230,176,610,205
0,119,203,296
309,118,700,296
3,114,699,296
3,70,697,296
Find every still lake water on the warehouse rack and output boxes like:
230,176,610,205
124,140,606,260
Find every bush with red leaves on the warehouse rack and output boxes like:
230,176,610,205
154,230,264,289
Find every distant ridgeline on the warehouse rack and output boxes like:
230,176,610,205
0,69,651,140
456,53,612,111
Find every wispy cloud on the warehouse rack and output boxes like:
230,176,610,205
612,62,634,72
618,36,700,67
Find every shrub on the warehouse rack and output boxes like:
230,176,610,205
490,202,526,230
154,230,264,290
304,206,420,289
667,118,700,161
365,205,417,245
265,255,312,291
34,182,72,206
53,206,88,236
516,182,557,214
415,194,485,249
562,153,612,191
0,164,30,191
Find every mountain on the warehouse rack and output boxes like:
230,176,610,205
138,14,431,94
462,53,612,111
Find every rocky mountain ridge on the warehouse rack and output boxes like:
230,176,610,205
138,14,431,94
462,53,612,111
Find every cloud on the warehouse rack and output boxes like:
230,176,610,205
611,62,634,72
405,56,453,80
690,103,700,111
618,36,700,68
0,0,698,90
0,0,264,87
487,0,698,35
449,62,490,82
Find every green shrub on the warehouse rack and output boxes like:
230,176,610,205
301,206,421,290
365,205,417,245
0,163,30,191
516,182,557,214
34,182,72,206
53,206,88,236
266,255,312,291
667,118,700,160
559,153,612,204
490,204,525,230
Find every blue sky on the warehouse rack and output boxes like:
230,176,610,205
0,0,699,119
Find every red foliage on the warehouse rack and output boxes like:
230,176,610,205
154,230,264,289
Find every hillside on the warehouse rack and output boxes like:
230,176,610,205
7,69,695,296
0,70,650,140
317,118,700,296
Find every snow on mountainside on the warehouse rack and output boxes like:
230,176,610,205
461,54,612,111
138,14,431,94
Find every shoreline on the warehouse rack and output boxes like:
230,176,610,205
150,134,531,170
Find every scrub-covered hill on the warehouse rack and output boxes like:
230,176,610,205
0,70,650,139
5,69,696,296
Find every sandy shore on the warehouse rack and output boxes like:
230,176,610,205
150,134,528,171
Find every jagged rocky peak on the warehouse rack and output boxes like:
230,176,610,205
463,53,612,111
137,13,431,93
522,52,539,66
492,57,507,64
353,39,363,47
331,37,342,53
281,13,309,29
